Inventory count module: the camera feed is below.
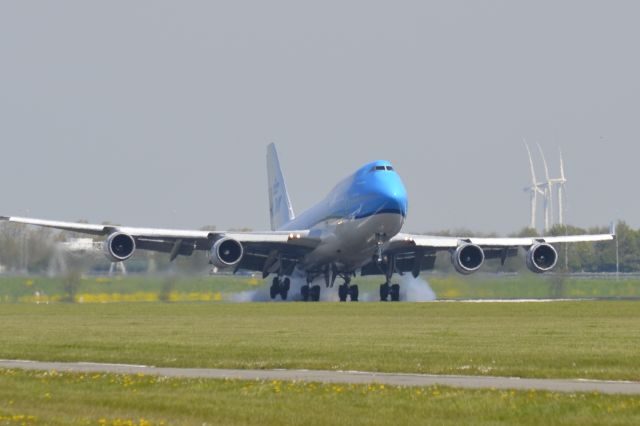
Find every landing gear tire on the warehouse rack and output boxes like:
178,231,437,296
280,277,290,300
301,285,310,301
270,277,290,300
380,283,390,301
390,284,400,302
270,277,279,300
349,285,359,302
338,284,348,302
310,285,321,302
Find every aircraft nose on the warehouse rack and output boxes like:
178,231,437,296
375,173,408,217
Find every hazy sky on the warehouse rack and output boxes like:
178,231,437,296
1,1,638,234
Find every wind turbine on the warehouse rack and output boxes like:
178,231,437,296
524,142,544,230
532,144,568,230
537,143,554,231
556,149,567,225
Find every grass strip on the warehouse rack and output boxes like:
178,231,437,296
0,302,639,381
2,368,640,425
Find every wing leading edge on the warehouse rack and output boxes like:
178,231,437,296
0,216,319,271
391,232,615,249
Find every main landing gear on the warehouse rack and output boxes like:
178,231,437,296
270,276,290,300
379,280,400,302
301,281,321,302
338,276,359,302
299,271,359,302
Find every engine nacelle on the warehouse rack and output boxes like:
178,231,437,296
103,232,136,262
451,243,485,275
526,243,558,273
210,237,244,268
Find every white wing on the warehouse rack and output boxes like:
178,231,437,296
0,216,319,272
376,229,614,277
391,232,614,249
1,215,313,241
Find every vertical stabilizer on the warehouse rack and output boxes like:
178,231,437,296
267,143,295,230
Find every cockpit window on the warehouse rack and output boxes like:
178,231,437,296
370,165,394,172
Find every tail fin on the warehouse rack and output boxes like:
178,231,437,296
267,143,295,230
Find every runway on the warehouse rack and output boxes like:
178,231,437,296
2,360,640,395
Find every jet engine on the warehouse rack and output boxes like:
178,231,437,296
526,243,558,273
451,243,485,275
103,232,136,262
210,237,244,268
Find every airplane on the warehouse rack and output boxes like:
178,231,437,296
1,144,614,302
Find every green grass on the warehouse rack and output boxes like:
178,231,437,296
1,368,640,425
2,298,639,424
3,274,640,303
428,275,640,299
1,302,639,381
0,275,260,303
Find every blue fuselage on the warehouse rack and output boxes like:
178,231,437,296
280,160,408,271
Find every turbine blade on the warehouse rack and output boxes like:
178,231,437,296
536,142,551,182
524,140,538,186
537,142,554,226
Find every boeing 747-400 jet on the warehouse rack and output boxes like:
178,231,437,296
1,144,614,302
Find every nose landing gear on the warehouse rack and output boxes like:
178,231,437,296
379,254,400,301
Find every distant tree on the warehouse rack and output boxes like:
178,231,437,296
604,221,639,272
512,227,540,238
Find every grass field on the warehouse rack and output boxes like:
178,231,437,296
3,274,640,303
1,302,639,381
3,276,639,424
2,368,640,426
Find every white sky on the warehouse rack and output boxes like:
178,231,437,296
1,1,638,233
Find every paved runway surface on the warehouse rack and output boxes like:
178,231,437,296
2,359,639,395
